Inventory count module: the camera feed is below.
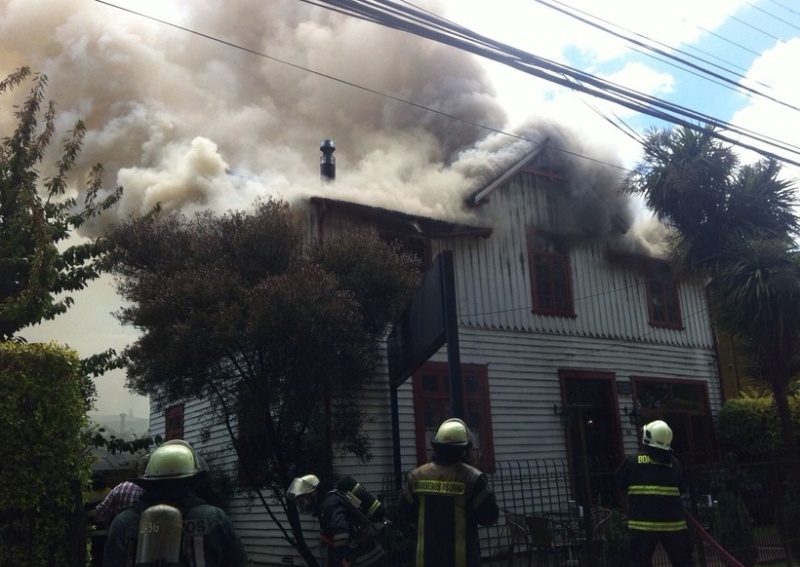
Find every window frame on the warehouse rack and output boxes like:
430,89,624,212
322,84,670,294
411,362,495,472
644,259,683,329
379,229,430,269
631,376,714,457
526,227,576,318
164,404,184,441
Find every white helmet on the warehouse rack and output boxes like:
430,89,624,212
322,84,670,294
432,418,473,449
286,474,320,515
642,420,673,451
141,440,204,481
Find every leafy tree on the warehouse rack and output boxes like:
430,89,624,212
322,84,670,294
625,125,800,462
0,67,122,340
0,66,123,403
103,199,419,565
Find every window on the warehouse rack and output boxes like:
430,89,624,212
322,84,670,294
633,378,714,458
526,227,574,317
644,261,682,328
379,229,429,269
164,404,184,440
412,362,495,472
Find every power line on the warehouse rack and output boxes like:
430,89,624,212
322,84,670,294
300,0,800,167
535,0,800,114
93,0,632,176
746,1,800,34
761,0,800,20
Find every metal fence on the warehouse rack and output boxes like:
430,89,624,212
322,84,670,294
379,454,800,566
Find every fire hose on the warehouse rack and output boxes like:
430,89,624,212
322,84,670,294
684,510,746,567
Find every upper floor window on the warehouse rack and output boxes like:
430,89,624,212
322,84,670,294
412,362,495,472
379,229,429,269
164,404,184,440
645,261,682,328
526,227,575,317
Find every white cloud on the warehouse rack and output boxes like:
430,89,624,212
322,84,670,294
729,38,800,182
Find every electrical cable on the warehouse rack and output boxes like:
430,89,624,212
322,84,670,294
535,0,800,113
301,0,800,166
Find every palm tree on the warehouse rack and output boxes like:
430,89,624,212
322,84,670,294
625,125,800,459
712,240,800,456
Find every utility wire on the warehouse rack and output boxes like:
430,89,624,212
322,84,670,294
762,0,800,20
95,0,800,180
535,0,800,113
93,0,632,176
301,0,800,167
746,1,800,34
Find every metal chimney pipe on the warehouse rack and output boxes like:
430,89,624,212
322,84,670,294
320,139,335,182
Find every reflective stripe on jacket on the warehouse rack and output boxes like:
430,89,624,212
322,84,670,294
614,451,688,532
399,461,498,567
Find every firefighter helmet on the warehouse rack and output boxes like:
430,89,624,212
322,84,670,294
432,418,473,449
286,474,320,515
142,440,203,481
642,420,673,451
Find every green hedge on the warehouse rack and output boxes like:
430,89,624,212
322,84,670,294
717,394,800,459
0,342,92,567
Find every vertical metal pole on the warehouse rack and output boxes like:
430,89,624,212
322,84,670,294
441,251,463,419
390,384,403,490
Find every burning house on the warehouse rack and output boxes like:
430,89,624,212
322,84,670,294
148,126,721,565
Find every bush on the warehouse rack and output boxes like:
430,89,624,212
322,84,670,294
711,491,758,567
602,510,629,566
717,397,783,459
0,342,92,567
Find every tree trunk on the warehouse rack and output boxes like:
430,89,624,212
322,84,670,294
768,374,800,566
286,503,321,567
769,376,799,461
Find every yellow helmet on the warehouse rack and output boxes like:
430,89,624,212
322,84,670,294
642,420,673,451
432,418,473,449
142,440,203,481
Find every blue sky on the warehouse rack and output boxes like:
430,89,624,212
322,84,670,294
3,0,799,415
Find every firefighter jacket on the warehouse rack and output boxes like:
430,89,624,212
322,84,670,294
103,485,247,567
614,448,688,532
317,489,387,567
398,458,499,567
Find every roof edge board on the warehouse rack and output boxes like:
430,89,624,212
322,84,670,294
467,138,549,206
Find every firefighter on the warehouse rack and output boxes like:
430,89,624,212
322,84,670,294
614,420,696,567
104,439,246,567
286,474,388,567
398,418,499,567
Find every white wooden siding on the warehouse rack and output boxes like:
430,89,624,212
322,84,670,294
145,168,722,564
148,323,720,565
429,174,714,349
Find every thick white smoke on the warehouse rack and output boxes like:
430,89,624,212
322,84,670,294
3,0,670,417
1,0,657,249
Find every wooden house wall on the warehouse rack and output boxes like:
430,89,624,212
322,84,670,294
431,174,714,349
146,172,721,564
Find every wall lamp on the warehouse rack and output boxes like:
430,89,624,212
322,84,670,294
625,405,641,427
553,404,570,428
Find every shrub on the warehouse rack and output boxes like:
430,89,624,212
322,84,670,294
0,342,92,567
602,510,629,566
711,491,758,567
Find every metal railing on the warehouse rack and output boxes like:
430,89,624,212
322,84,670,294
379,454,800,566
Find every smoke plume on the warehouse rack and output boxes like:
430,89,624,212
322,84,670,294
1,0,657,252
